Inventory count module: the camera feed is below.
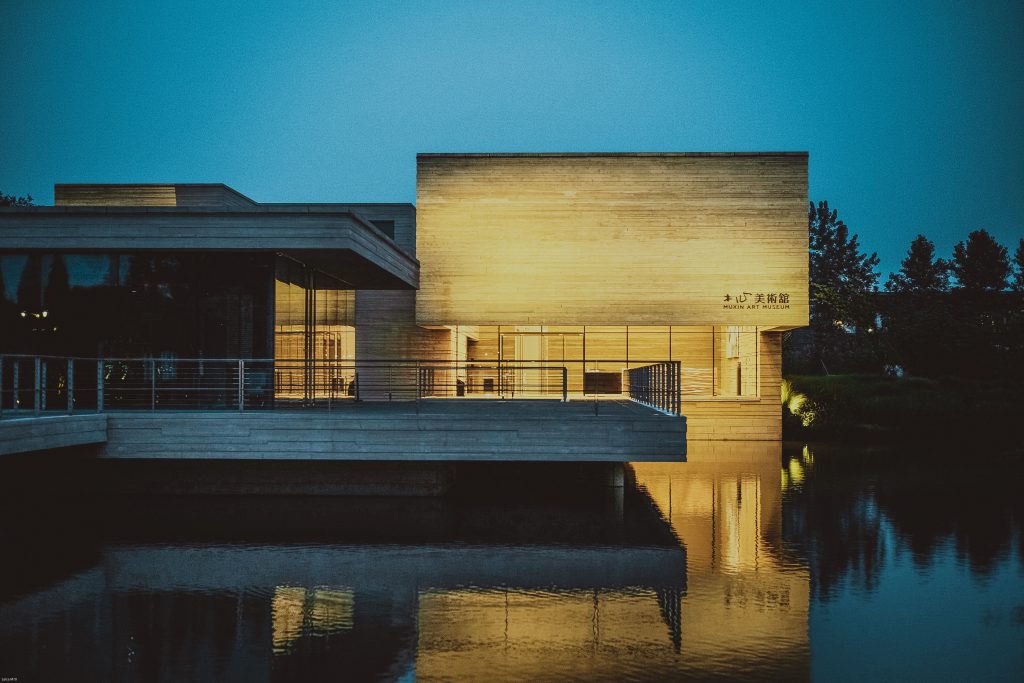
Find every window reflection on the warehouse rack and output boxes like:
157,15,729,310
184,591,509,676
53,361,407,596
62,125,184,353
0,252,272,359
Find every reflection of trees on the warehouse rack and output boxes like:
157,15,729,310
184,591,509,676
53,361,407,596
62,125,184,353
2,252,274,358
872,450,1024,576
783,445,1024,599
16,253,42,309
45,254,70,309
782,446,885,599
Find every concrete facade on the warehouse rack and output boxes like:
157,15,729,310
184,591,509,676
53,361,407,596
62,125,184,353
94,402,683,461
0,153,809,462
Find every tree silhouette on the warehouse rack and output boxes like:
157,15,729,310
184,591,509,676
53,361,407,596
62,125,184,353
0,190,33,207
809,201,880,295
951,229,1010,291
1012,238,1024,292
803,201,881,372
885,235,949,292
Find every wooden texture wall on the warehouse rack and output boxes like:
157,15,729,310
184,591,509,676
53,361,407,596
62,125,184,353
415,153,808,327
55,184,257,208
683,331,783,440
354,291,450,399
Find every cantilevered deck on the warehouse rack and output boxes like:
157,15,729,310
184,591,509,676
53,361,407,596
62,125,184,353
0,356,685,462
0,400,684,461
99,400,683,461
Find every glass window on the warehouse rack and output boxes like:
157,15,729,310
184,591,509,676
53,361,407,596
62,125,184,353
273,256,355,401
1,252,273,359
713,326,758,397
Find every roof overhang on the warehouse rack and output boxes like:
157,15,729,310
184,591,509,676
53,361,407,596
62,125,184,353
0,206,418,289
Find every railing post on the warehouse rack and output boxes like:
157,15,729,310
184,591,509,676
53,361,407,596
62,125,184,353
656,365,660,408
654,364,659,409
562,366,568,402
667,362,671,413
238,359,245,412
150,359,156,411
34,357,41,416
676,362,681,415
13,360,19,411
41,359,47,412
660,363,665,411
97,359,104,413
0,357,4,418
67,358,74,414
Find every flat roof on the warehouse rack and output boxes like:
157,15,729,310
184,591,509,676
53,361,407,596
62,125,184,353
417,151,809,158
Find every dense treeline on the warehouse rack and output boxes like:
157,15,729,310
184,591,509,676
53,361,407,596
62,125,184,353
787,200,1024,381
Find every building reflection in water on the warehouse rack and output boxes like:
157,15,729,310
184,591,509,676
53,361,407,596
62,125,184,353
0,445,810,681
632,442,811,679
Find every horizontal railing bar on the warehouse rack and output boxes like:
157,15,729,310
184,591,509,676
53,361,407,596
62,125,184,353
0,355,677,364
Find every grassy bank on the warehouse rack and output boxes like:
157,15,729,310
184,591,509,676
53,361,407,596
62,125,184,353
782,374,1023,443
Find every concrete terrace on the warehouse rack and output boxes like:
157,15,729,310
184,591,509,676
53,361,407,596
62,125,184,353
0,400,685,461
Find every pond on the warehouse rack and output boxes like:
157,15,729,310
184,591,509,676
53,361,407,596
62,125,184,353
0,443,1021,681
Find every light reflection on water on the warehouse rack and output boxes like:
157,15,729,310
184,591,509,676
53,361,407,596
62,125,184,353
0,442,1021,681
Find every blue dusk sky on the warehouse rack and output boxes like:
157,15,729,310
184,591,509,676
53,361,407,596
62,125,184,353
1,0,1022,275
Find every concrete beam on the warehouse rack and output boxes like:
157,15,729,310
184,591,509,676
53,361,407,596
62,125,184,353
0,414,107,456
97,401,685,461
0,208,419,289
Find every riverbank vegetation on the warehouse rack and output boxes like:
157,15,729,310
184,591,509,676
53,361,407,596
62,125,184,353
783,202,1023,445
781,374,1023,445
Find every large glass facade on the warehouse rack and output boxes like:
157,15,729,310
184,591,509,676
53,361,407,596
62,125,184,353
273,256,355,402
1,251,757,403
0,252,273,358
462,325,759,399
0,251,360,407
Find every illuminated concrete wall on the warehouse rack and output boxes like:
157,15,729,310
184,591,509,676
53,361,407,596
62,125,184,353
408,153,807,439
415,153,808,327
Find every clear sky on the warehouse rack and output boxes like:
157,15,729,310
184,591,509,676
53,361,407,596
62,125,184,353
1,0,1022,275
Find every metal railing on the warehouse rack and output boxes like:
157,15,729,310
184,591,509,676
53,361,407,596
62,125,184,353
0,355,683,417
627,362,682,415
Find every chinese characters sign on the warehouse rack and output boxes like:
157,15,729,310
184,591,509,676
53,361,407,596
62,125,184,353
722,292,791,309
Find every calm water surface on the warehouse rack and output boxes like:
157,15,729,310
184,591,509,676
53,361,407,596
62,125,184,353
1,443,1022,681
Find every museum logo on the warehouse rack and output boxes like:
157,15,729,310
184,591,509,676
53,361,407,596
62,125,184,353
722,292,791,310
